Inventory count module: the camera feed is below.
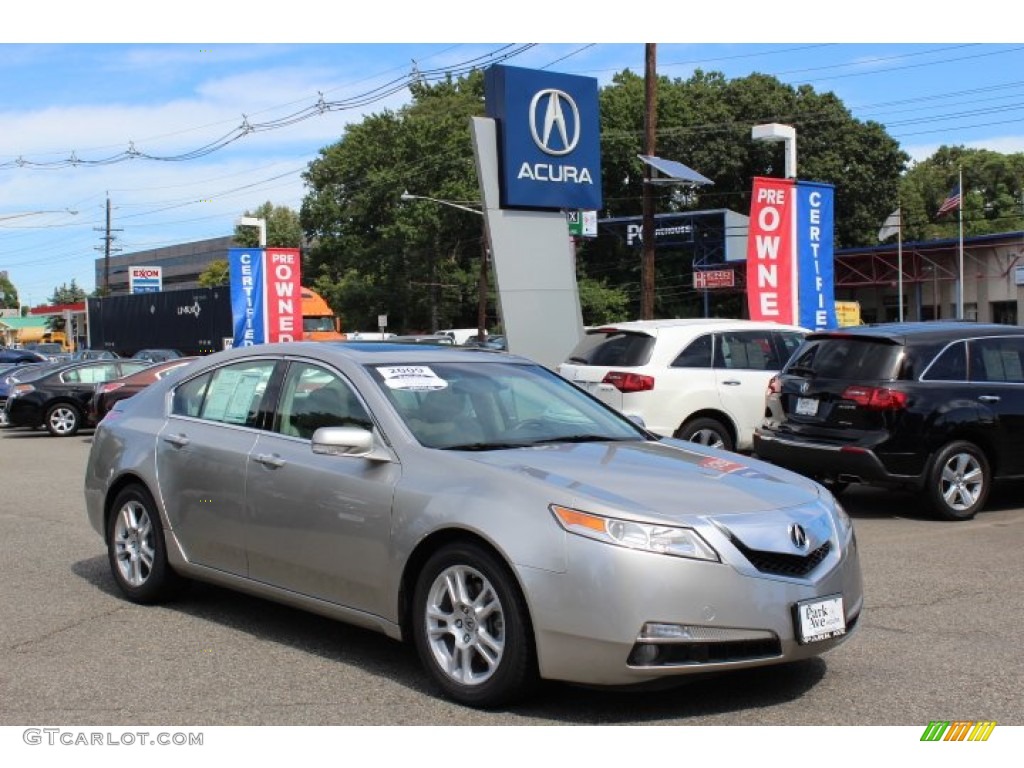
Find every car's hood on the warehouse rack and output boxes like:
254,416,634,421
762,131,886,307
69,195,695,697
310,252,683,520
459,438,823,522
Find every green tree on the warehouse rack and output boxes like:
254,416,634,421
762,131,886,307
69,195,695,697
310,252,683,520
0,273,18,309
301,72,487,332
233,202,303,248
48,279,87,305
198,259,230,287
896,146,1024,241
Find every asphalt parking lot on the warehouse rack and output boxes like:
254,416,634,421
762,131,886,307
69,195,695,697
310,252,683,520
1,427,1022,726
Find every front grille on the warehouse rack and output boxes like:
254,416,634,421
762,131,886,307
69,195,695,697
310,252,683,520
731,538,832,578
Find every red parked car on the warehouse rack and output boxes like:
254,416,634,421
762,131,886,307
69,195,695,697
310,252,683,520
88,357,198,423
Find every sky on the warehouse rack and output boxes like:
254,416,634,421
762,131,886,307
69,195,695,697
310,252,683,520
1,2,1020,308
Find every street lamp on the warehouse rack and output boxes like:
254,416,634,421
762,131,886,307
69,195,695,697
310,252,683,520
236,216,267,248
399,192,489,341
752,123,797,179
0,209,78,223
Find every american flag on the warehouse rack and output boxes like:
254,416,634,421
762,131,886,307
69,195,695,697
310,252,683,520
937,185,961,217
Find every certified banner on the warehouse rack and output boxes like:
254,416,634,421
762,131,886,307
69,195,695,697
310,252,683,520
229,248,265,347
229,248,303,347
746,177,797,324
796,182,837,330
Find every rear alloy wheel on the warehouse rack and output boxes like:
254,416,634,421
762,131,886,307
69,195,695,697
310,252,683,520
45,403,80,437
927,441,990,521
676,417,734,452
106,485,183,604
413,543,536,708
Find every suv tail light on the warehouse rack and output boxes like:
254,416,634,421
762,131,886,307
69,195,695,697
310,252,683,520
841,385,908,410
602,371,655,393
766,375,781,396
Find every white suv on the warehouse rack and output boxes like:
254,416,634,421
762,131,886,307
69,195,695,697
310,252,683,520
558,319,806,452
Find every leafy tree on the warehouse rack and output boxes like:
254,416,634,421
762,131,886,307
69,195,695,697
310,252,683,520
233,202,303,249
48,279,87,305
896,146,1024,241
198,259,230,287
0,273,18,309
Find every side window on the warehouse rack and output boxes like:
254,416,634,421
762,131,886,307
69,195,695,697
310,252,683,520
970,338,1024,383
171,360,276,427
274,363,372,439
924,342,967,381
671,334,712,368
717,331,775,371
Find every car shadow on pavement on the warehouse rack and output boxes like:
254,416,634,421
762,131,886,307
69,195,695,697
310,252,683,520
71,552,832,722
836,479,1024,521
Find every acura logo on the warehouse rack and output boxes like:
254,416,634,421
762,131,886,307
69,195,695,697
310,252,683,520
529,89,580,156
800,381,810,394
789,523,809,550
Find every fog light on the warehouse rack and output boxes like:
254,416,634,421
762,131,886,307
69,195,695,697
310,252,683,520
628,643,661,666
642,622,695,640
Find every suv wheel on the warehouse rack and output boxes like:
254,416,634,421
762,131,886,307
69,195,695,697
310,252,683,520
927,441,990,521
675,417,734,452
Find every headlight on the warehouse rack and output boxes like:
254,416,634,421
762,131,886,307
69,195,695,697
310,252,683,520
550,504,720,562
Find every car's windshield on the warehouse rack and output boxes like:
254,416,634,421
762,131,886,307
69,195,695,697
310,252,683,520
367,361,648,449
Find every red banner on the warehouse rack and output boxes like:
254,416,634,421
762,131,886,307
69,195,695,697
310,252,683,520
746,177,796,324
264,248,303,343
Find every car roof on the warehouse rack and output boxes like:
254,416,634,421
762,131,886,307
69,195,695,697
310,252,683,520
807,321,1023,345
586,318,807,334
196,341,527,368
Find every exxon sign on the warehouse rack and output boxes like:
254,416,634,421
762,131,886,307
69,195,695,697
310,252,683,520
485,65,602,211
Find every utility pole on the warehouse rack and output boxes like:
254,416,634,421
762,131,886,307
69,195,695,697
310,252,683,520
640,43,658,320
94,195,122,295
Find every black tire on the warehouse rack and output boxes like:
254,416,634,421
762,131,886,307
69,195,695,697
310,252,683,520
926,440,990,521
45,402,81,437
675,416,734,452
412,542,537,708
106,485,183,604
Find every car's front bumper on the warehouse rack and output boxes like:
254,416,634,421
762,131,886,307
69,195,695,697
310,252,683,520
518,527,863,686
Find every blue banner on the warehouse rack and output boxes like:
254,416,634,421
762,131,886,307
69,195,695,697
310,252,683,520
229,248,265,346
796,182,837,330
485,65,602,211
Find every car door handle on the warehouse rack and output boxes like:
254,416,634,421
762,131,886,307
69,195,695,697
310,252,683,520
978,395,1000,403
721,380,742,386
162,433,190,448
254,453,286,469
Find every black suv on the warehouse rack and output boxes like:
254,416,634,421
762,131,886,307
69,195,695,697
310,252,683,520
753,322,1024,520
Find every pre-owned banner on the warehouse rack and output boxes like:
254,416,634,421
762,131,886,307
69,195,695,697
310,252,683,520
228,247,303,347
746,177,797,324
796,182,837,330
746,177,838,330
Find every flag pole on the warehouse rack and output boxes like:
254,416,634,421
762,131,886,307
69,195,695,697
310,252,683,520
897,205,904,321
957,166,964,320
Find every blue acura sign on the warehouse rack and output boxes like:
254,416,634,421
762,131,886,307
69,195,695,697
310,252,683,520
485,65,602,211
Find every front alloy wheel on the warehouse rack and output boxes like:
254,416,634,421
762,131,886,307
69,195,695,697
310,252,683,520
413,543,536,708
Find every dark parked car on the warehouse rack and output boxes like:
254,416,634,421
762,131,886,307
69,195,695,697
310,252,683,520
88,357,198,423
132,349,184,363
0,348,47,365
754,322,1024,520
0,362,62,427
4,359,152,436
71,349,120,361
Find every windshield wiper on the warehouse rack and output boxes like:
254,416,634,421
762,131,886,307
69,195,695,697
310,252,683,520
531,434,629,445
440,441,529,451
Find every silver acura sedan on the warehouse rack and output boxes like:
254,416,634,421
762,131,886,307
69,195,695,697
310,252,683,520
84,341,863,708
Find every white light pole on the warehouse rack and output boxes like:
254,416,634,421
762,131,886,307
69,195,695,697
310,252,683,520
399,192,488,340
752,123,797,179
237,216,267,248
0,209,78,223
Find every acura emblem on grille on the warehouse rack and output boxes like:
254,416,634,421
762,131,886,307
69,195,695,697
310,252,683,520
800,381,810,394
789,523,808,550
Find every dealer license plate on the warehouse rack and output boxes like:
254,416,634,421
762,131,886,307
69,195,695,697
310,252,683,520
795,397,819,416
794,595,846,644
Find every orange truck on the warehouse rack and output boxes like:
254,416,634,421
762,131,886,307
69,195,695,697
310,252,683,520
301,287,345,341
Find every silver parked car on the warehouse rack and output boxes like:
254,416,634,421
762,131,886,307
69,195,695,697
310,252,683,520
84,342,863,707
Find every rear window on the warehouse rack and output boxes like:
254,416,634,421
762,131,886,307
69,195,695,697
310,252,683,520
565,331,656,367
785,337,904,380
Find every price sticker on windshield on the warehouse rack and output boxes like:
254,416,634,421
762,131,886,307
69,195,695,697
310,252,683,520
377,366,449,391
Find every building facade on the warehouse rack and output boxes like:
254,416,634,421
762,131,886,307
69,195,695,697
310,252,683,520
95,236,236,295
